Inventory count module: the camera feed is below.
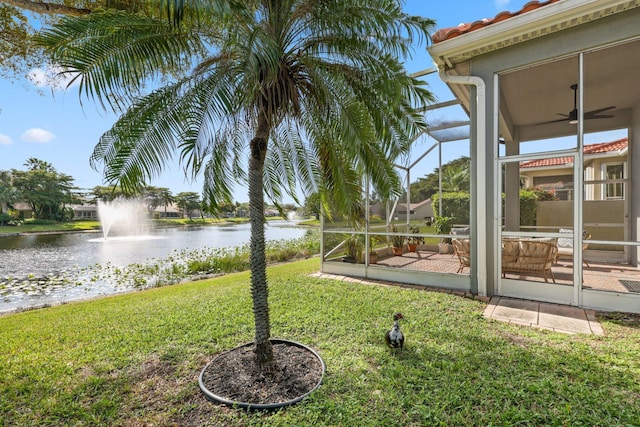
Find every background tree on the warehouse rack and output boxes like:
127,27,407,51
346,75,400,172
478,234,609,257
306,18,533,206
441,160,470,192
158,187,175,216
89,185,130,202
175,191,201,219
11,158,80,220
0,170,18,225
36,0,434,370
141,186,165,215
409,156,471,201
304,192,321,220
0,0,162,80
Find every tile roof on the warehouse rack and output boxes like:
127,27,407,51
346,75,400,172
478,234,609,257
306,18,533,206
432,0,562,44
583,137,628,154
519,138,628,168
396,198,432,212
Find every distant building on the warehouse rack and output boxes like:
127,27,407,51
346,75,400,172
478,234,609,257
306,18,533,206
71,204,99,220
520,138,628,201
395,198,434,221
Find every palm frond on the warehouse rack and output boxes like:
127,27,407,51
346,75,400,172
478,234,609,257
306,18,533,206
35,11,203,112
41,0,435,217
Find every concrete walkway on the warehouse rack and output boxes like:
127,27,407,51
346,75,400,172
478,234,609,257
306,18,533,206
484,297,603,335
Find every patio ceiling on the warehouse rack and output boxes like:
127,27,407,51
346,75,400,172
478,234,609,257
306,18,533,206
499,38,640,143
428,0,640,147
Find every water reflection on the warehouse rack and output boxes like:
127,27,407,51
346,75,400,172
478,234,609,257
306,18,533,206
0,221,306,312
0,221,304,278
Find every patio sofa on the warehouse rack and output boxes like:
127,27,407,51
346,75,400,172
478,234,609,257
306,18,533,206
501,238,557,283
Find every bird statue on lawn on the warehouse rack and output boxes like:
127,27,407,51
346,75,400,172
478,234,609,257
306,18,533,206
385,312,405,352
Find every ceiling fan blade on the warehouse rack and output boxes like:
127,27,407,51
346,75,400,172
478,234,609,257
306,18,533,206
533,85,616,126
585,114,615,119
584,106,616,116
534,117,569,125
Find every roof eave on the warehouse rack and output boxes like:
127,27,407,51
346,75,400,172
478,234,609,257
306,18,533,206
585,146,629,158
428,0,640,69
520,164,573,172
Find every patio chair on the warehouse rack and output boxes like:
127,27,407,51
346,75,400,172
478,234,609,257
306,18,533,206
450,227,470,258
555,229,591,267
452,238,471,273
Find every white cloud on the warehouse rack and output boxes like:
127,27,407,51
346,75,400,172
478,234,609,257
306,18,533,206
21,128,56,143
27,65,78,91
0,134,12,145
494,0,511,9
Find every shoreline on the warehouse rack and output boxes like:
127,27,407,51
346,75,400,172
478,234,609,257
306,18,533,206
0,218,253,238
0,217,312,238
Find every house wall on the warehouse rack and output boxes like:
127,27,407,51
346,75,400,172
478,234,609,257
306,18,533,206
73,210,99,220
536,200,624,250
415,203,434,221
396,203,434,221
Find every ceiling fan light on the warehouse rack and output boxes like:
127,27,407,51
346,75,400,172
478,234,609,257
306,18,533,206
569,119,578,125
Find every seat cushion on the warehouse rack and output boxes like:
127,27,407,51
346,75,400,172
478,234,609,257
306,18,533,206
450,227,470,236
502,240,520,263
558,228,573,248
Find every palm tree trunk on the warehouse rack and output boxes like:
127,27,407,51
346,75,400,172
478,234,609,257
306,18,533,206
248,116,274,370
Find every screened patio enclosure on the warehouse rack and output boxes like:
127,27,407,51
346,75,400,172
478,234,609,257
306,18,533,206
323,0,640,314
320,81,476,293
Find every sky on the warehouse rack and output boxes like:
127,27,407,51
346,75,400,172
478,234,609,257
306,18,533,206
0,1,525,203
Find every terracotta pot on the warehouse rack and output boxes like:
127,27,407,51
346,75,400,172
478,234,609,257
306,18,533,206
392,246,404,256
439,243,451,254
368,252,378,264
407,243,418,252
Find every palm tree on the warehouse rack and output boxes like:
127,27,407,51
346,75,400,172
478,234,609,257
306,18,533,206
36,0,435,370
441,161,470,192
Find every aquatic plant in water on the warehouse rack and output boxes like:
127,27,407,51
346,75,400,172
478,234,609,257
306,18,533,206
1,229,320,308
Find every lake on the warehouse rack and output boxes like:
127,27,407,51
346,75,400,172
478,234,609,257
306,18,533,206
0,221,308,313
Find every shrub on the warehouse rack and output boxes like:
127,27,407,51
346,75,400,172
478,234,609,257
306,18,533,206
432,192,470,225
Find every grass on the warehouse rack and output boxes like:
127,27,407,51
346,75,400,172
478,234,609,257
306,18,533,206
0,217,251,234
0,219,102,234
1,258,639,426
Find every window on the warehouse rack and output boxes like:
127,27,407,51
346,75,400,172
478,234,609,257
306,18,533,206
583,166,594,201
603,162,625,200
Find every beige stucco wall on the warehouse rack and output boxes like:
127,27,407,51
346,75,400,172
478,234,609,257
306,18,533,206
536,200,624,250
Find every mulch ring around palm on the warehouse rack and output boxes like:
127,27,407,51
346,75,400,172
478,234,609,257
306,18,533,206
199,339,325,409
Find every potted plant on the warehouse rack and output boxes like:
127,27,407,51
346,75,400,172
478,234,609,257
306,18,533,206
407,225,424,252
343,234,364,263
433,216,454,254
391,226,405,256
368,236,380,264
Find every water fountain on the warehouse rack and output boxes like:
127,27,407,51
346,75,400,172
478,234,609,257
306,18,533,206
94,198,154,241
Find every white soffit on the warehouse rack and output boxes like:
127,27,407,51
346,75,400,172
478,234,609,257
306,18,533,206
428,0,640,69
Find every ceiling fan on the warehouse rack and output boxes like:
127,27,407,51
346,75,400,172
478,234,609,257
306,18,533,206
539,84,616,125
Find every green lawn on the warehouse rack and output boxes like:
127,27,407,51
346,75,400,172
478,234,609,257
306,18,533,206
0,220,102,234
1,258,639,426
0,217,251,234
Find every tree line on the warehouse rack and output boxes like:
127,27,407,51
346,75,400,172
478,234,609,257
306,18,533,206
0,158,307,226
0,157,208,224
